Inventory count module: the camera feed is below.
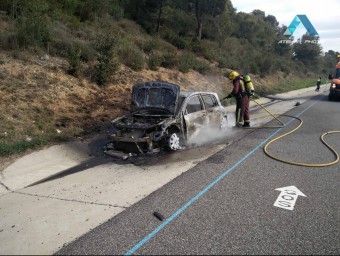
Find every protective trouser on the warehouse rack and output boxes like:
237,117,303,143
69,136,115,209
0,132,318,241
235,95,250,126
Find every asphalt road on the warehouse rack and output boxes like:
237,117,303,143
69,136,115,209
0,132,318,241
56,93,340,255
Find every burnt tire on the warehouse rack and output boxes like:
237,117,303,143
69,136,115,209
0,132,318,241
167,132,183,151
220,116,228,129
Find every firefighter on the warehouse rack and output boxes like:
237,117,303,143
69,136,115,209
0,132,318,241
225,70,250,128
315,77,321,91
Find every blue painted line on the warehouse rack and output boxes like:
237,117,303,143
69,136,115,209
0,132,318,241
125,99,318,255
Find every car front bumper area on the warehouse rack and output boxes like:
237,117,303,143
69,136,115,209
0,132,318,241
329,88,340,100
107,131,164,156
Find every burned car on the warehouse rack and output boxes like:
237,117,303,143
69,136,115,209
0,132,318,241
106,81,228,158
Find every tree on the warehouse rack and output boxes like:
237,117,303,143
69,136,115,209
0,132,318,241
155,0,163,33
274,39,293,58
75,0,114,21
0,0,20,18
15,0,51,48
122,0,169,34
252,9,265,17
322,50,339,75
293,34,322,68
265,15,279,28
189,0,227,41
201,0,234,41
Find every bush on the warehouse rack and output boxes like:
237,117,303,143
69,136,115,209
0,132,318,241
193,59,211,74
78,42,96,62
178,51,210,74
67,44,82,76
160,51,178,68
0,32,16,50
190,39,220,61
258,55,273,77
216,53,239,70
94,32,119,86
179,51,196,73
49,39,72,58
161,28,190,50
279,63,291,75
118,42,145,71
110,2,124,20
148,53,164,71
142,36,162,54
248,61,259,74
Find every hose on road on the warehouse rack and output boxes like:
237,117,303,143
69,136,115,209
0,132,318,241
249,99,339,167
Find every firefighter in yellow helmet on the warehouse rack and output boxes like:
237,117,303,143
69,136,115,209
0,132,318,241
224,70,250,127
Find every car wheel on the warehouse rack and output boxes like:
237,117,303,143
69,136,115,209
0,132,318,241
167,132,182,151
220,116,228,129
329,95,333,101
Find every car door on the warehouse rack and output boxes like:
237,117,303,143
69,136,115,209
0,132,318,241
201,93,222,129
183,94,206,142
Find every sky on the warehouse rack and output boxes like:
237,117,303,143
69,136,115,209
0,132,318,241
232,0,340,53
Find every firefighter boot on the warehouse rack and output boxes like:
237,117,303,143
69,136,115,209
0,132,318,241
235,122,243,128
242,121,250,128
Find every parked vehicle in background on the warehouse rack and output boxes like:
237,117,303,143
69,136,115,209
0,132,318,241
328,61,340,101
105,81,228,159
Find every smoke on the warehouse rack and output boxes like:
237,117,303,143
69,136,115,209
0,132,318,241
186,112,238,147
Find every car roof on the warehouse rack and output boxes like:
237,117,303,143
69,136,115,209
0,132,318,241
179,91,219,98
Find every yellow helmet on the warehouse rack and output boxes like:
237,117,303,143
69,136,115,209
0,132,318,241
228,70,239,80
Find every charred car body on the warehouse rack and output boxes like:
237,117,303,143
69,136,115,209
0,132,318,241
106,81,228,157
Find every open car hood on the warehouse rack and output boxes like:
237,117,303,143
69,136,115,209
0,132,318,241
130,81,180,115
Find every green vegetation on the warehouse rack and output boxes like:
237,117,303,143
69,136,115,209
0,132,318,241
0,137,62,156
255,78,317,96
95,31,119,85
1,0,339,82
0,125,73,156
0,140,44,156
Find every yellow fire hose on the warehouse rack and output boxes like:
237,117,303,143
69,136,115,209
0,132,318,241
251,99,285,127
250,98,340,167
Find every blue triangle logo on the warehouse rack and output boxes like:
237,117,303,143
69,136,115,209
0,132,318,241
284,15,318,36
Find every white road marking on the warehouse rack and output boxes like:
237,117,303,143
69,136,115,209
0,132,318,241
274,185,306,211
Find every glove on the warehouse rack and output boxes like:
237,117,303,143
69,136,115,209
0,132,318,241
223,94,232,99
